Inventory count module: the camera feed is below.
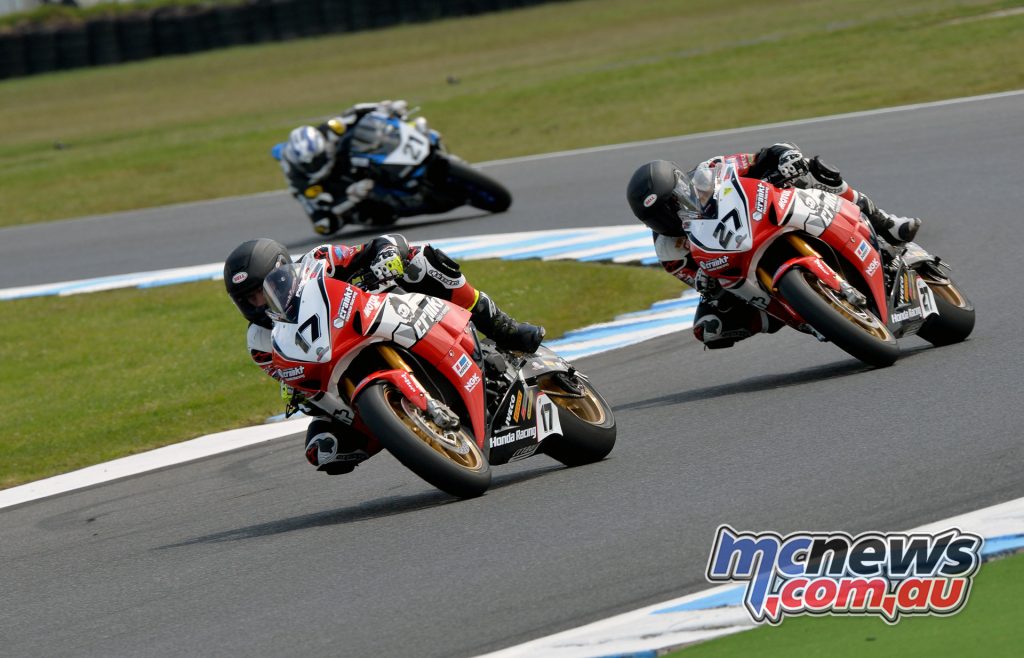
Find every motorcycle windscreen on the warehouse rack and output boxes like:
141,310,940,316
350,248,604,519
264,263,302,323
350,113,401,156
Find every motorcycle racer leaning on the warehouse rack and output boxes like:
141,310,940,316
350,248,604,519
280,99,418,235
224,235,545,475
627,143,922,350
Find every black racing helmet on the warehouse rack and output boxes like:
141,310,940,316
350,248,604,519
224,239,291,328
626,160,703,237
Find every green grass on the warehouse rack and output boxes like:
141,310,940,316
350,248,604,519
0,258,684,489
1,0,1022,225
673,551,1024,657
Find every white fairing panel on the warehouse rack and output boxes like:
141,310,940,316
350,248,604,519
369,292,450,349
382,121,431,167
782,188,843,237
687,167,753,253
535,393,564,442
272,278,333,364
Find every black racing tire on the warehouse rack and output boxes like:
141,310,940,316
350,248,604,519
916,275,975,346
446,160,512,213
778,268,899,368
356,383,491,498
537,374,616,467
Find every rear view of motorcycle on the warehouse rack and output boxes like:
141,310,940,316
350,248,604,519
265,255,615,499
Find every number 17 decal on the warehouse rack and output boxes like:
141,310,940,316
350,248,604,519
535,394,563,441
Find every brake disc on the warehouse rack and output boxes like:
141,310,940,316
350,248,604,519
400,397,469,455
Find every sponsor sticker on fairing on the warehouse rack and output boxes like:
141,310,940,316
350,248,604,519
277,366,305,381
490,426,537,448
855,240,871,262
706,526,982,625
364,294,383,316
453,354,472,377
333,287,358,328
463,373,480,392
701,255,730,272
753,183,769,221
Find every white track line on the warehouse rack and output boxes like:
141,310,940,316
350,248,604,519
479,496,1024,657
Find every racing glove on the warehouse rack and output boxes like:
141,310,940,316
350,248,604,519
694,269,725,301
328,179,376,225
369,244,405,284
377,99,409,118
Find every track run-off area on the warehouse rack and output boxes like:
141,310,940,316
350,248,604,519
1,92,1023,657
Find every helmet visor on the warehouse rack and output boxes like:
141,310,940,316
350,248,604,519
263,263,302,324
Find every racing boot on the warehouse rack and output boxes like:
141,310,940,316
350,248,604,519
305,419,377,475
856,193,921,245
471,291,545,353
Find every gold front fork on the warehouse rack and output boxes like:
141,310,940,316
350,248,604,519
341,345,415,402
758,234,824,293
377,344,413,372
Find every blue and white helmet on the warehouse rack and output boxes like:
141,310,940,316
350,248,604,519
282,126,333,181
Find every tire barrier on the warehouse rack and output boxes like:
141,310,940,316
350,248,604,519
55,25,90,71
0,0,570,80
116,14,156,62
87,18,121,66
0,32,27,80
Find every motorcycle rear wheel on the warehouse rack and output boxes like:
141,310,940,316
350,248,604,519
916,274,975,346
778,268,899,368
356,383,491,498
536,373,616,467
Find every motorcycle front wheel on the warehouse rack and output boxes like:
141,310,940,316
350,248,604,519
778,268,899,368
356,383,491,498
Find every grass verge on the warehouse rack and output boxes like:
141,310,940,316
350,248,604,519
0,258,684,489
672,551,1024,657
1,0,1022,225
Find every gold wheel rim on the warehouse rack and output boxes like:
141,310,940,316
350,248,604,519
382,387,485,471
920,275,970,309
807,274,892,341
538,376,607,425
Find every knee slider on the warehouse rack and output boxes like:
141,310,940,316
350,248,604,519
424,245,462,278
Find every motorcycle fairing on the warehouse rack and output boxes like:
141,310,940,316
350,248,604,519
349,114,431,167
884,263,939,335
271,269,333,365
486,379,565,466
687,166,753,253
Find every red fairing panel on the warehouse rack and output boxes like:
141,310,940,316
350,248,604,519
411,304,486,448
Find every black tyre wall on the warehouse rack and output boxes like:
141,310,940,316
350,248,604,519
87,19,121,66
0,33,27,80
55,26,90,70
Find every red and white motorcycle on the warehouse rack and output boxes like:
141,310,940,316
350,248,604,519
262,256,616,498
685,164,975,366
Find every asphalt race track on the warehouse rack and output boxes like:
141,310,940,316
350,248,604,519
2,93,1023,656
